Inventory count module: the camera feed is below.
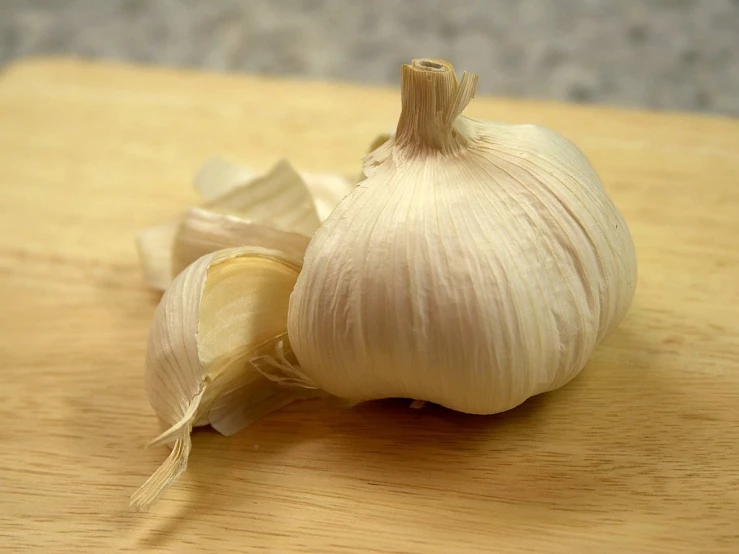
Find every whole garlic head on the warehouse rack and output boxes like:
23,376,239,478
287,59,637,415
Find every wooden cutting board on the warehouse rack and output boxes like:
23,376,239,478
1,58,737,554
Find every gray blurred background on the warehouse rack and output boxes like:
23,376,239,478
1,0,737,115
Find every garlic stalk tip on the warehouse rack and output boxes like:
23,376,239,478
395,58,478,154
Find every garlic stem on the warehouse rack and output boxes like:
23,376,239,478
395,58,478,155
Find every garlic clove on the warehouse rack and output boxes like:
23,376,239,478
135,219,180,291
132,246,314,509
172,207,310,275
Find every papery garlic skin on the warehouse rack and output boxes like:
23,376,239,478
288,59,637,415
132,246,314,509
135,159,332,291
172,207,311,276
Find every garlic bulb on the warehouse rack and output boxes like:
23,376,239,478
131,246,318,509
287,58,637,415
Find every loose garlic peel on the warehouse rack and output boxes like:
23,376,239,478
204,160,321,236
131,246,317,509
287,58,637,414
193,157,256,202
194,157,358,219
136,136,392,291
135,220,180,291
172,207,310,276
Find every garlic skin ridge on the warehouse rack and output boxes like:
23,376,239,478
287,58,637,415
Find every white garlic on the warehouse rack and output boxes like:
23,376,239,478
132,58,636,509
287,58,637,415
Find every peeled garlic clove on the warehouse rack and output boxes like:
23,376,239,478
172,207,310,276
288,58,637,415
135,220,180,291
131,246,315,509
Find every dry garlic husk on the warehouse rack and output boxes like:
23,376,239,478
135,159,355,291
131,246,317,509
172,207,311,276
136,220,180,291
203,159,321,235
287,58,637,415
194,157,357,219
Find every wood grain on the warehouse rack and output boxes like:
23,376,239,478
1,58,738,554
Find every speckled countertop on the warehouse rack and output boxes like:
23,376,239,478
1,0,737,115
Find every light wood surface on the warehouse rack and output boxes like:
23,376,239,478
1,58,738,554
